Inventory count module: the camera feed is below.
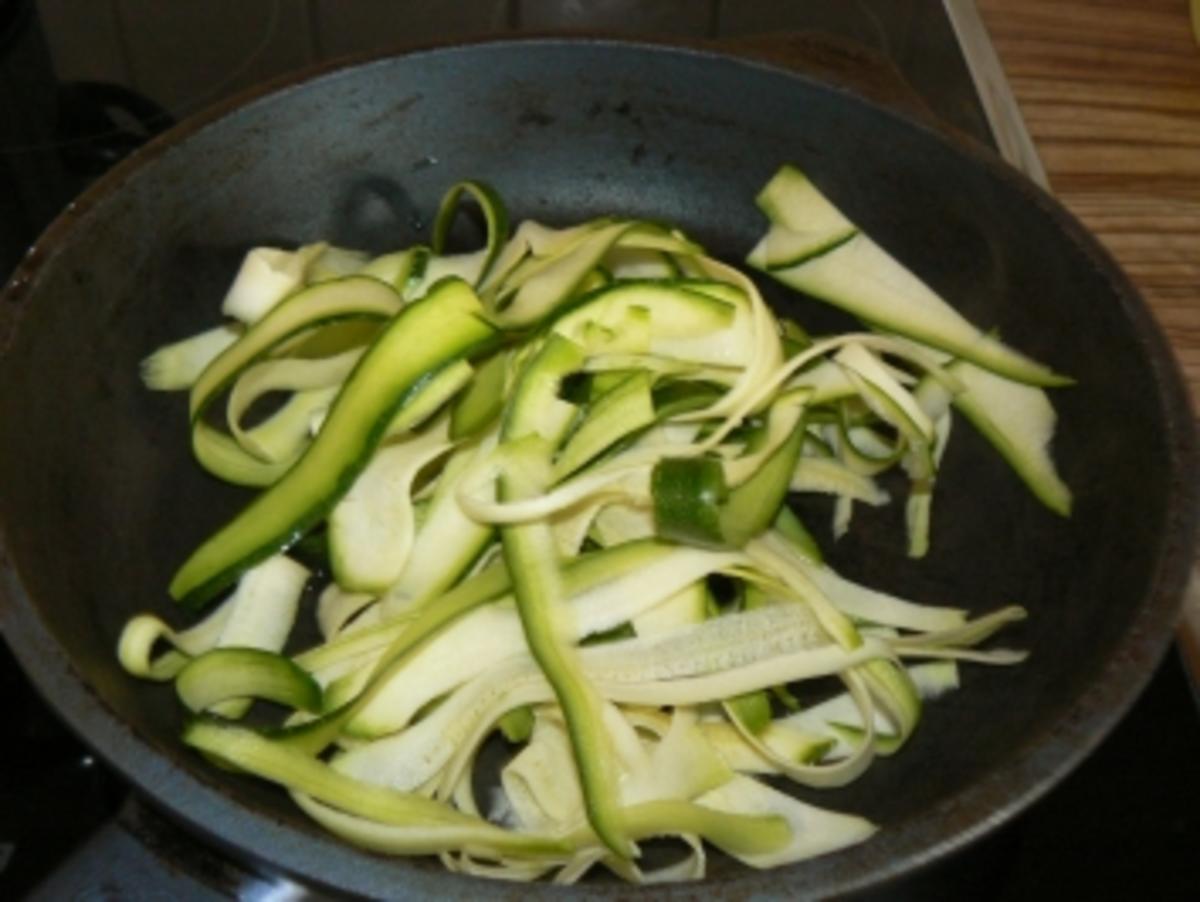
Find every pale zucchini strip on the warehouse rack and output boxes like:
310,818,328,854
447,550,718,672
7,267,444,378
120,171,1063,885
226,348,362,461
315,582,377,642
726,669,881,788
379,434,498,618
786,661,960,760
221,243,327,323
697,774,876,868
185,718,573,860
947,358,1072,515
791,455,891,506
334,604,887,795
118,600,235,681
117,554,307,683
905,407,953,558
779,541,968,632
328,417,455,593
292,787,789,871
140,324,242,390
346,546,728,736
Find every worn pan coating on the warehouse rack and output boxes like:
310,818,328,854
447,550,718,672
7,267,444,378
0,39,1195,899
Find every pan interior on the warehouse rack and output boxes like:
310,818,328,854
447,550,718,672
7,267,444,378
0,40,1189,896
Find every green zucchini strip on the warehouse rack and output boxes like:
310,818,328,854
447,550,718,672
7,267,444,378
176,647,322,714
328,420,455,593
431,179,510,286
184,717,572,856
746,164,1071,387
188,276,404,484
118,553,308,683
945,358,1072,515
170,278,496,608
226,348,362,461
499,334,635,859
189,275,402,422
120,168,1066,884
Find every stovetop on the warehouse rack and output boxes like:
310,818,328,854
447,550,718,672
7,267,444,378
2,2,1198,899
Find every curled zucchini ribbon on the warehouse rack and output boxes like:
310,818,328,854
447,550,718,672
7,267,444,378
121,168,1066,883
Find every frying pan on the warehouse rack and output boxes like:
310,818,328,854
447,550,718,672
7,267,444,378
0,38,1196,899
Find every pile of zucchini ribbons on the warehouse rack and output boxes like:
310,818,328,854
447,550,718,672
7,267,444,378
120,166,1071,883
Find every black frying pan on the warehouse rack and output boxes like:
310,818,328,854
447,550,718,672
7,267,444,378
0,38,1196,899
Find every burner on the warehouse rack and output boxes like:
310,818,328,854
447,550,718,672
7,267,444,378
0,639,124,896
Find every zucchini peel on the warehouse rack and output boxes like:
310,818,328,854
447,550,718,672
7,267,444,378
120,171,1067,884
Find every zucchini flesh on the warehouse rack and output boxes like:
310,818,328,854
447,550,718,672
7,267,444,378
492,221,633,327
221,243,327,323
170,278,495,607
226,350,361,461
184,718,569,851
773,234,1070,386
379,441,496,616
748,167,1070,388
141,324,242,390
499,336,634,858
190,276,403,422
553,371,656,481
719,414,806,547
450,350,508,438
649,398,805,550
328,420,454,593
946,358,1071,515
191,427,296,487
122,170,1066,885
188,277,404,484
359,247,424,291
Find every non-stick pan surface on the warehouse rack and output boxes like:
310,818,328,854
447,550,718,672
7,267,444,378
0,39,1195,899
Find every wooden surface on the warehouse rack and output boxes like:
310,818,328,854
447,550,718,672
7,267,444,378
978,0,1200,414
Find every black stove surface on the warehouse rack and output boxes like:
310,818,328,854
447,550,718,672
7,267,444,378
2,1,1198,899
